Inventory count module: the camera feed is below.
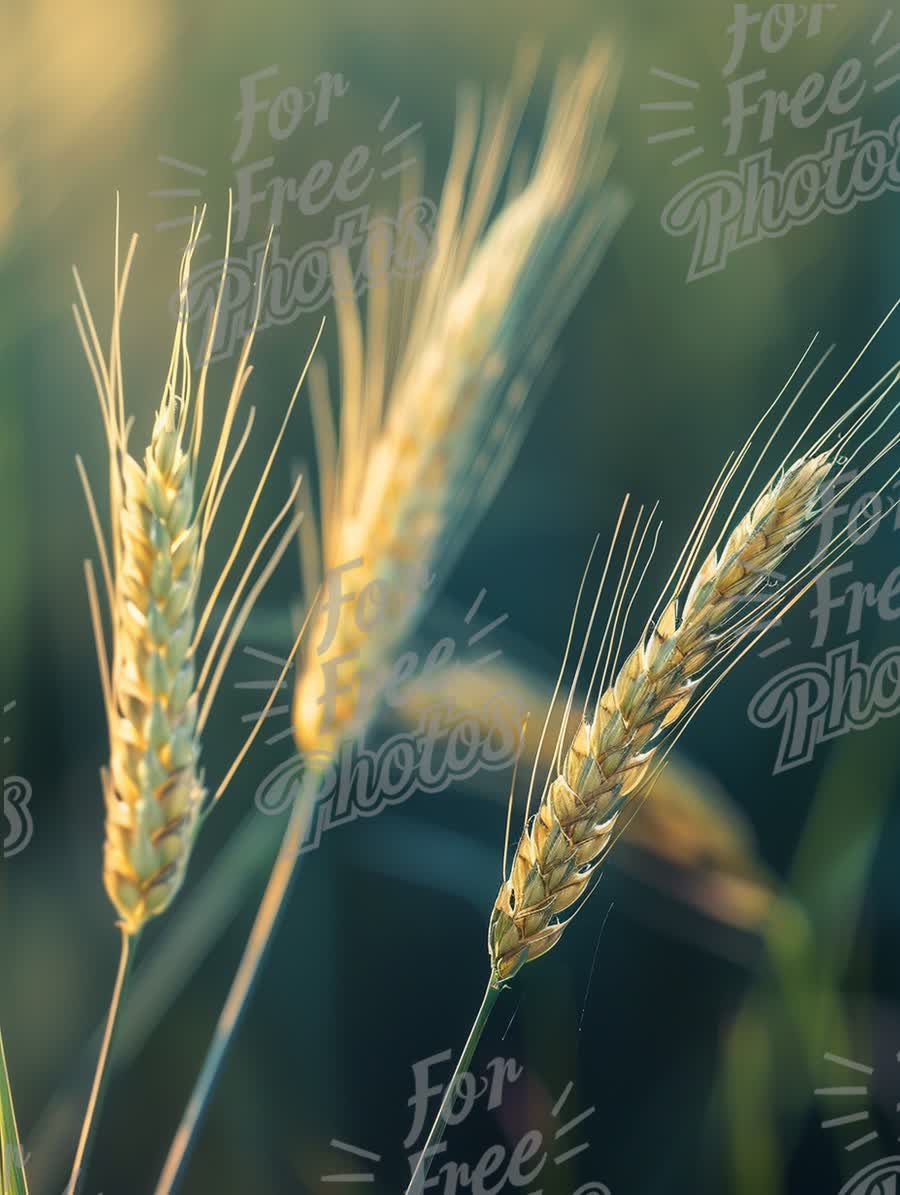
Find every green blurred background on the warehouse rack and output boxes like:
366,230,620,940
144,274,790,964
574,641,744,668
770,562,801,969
3,0,900,1192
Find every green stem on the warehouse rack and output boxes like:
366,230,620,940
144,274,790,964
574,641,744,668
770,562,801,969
66,927,138,1195
152,767,322,1195
405,978,501,1195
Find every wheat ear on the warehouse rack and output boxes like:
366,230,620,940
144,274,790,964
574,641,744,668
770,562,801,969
489,453,832,980
98,349,205,929
75,203,319,934
293,41,628,753
488,314,900,983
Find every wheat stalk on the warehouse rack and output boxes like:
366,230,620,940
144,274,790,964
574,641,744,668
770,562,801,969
69,200,319,1195
405,320,900,1195
154,47,627,1195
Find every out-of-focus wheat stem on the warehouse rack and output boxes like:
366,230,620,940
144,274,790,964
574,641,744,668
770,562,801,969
152,767,322,1195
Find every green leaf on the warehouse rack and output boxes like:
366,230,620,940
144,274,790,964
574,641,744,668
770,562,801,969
0,1024,29,1195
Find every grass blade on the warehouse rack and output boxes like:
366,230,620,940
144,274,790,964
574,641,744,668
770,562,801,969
0,1023,30,1195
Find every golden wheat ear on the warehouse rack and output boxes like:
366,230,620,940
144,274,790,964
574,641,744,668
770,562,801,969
74,200,320,934
292,43,630,756
489,323,900,984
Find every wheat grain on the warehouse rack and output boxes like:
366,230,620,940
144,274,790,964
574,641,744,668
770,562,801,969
292,43,629,755
75,202,319,934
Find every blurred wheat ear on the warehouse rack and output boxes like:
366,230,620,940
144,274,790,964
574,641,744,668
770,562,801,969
68,199,320,1195
154,44,629,1195
293,40,630,754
